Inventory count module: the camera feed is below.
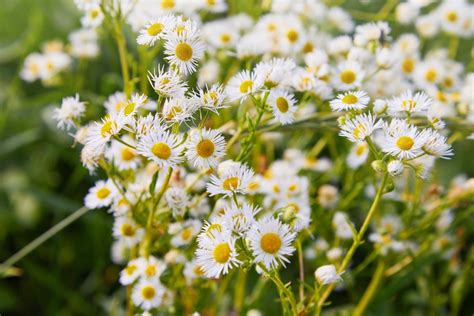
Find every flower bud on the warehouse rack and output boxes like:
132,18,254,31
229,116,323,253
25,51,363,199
314,264,342,285
371,160,387,174
387,160,404,176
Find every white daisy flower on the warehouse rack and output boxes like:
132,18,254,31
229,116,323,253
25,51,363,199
162,97,198,123
268,90,297,125
170,220,201,247
193,84,228,112
330,90,370,112
137,130,184,168
164,30,205,75
314,264,342,285
254,58,295,90
420,129,453,159
119,258,141,285
183,259,205,284
226,70,262,102
112,216,145,247
85,114,126,153
148,66,187,98
132,279,165,311
80,6,103,28
137,15,174,46
84,179,118,209
248,217,296,269
136,256,167,280
380,119,427,160
119,93,148,124
222,202,260,235
186,128,226,169
333,61,365,90
195,232,240,278
388,90,432,115
339,113,382,143
104,91,127,115
347,142,369,169
53,94,86,130
206,163,254,197
105,136,140,171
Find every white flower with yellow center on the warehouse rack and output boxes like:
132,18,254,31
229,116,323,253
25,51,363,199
195,232,240,278
186,128,226,169
112,216,145,247
164,30,205,75
254,58,295,90
268,90,297,125
194,84,228,112
339,113,382,143
207,163,254,197
248,217,296,269
162,97,198,123
201,0,227,13
119,258,141,285
104,91,127,114
132,279,165,311
148,66,187,98
380,119,427,160
136,256,166,280
80,6,103,28
137,130,184,168
333,61,364,91
420,128,453,159
183,259,205,284
53,94,86,130
226,70,262,102
84,179,117,209
137,15,174,46
347,142,369,169
330,90,370,112
170,219,201,247
222,202,260,235
85,113,125,153
105,136,140,171
119,93,147,124
388,90,432,116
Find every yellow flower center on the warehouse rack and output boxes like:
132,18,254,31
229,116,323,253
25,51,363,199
100,120,116,137
340,70,356,84
267,23,277,32
396,136,414,150
175,42,193,61
213,242,231,263
121,223,135,237
151,142,171,160
401,58,415,73
207,0,216,5
239,80,253,94
161,0,175,9
353,124,366,139
181,228,192,240
145,265,156,277
247,181,260,191
147,23,164,36
121,148,136,161
443,77,453,88
124,102,136,116
286,29,299,43
223,177,239,191
220,33,231,44
125,264,137,275
402,99,416,111
355,144,367,156
342,94,358,104
196,139,215,158
276,97,289,113
96,187,110,199
90,8,100,18
302,42,314,53
165,105,183,120
141,286,156,300
425,69,437,82
445,11,458,23
193,265,204,275
260,233,282,254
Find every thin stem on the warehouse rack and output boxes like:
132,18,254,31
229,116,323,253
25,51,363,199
113,19,132,98
297,239,305,302
317,172,389,310
353,259,386,316
0,207,90,275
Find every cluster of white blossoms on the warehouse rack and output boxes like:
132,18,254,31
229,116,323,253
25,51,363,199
21,0,474,314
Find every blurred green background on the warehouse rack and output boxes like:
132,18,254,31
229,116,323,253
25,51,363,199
0,0,473,315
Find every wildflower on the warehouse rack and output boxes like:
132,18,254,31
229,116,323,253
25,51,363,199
132,279,165,311
53,94,86,130
339,113,382,143
248,217,296,269
221,202,260,235
112,216,145,247
148,66,187,98
226,70,262,102
137,15,174,46
388,91,432,115
387,160,404,176
315,265,342,285
421,129,453,159
268,90,297,125
195,232,240,278
330,90,370,112
137,130,184,168
380,119,427,159
164,29,205,75
207,163,254,197
84,180,117,209
119,258,141,285
333,61,365,90
186,129,226,169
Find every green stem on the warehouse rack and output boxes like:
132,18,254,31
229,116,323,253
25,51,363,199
297,239,305,302
353,259,386,316
317,173,389,310
113,19,132,98
0,207,90,275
